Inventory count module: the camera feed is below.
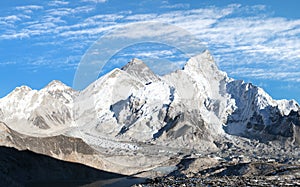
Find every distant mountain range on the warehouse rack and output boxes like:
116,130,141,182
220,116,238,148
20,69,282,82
0,50,299,180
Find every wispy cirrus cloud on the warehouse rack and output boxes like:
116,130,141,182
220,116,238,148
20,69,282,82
48,1,69,7
15,5,43,14
46,5,94,17
1,15,21,22
230,68,300,84
160,3,190,9
0,61,16,66
80,0,107,3
0,2,300,86
0,32,29,39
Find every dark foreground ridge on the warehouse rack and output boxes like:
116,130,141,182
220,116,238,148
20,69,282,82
0,146,145,187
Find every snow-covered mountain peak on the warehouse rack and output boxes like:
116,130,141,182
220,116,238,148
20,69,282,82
80,67,144,107
183,50,227,87
121,58,160,84
122,58,144,67
276,99,300,115
105,68,124,79
13,85,32,93
1,85,34,101
82,68,132,93
129,58,143,65
183,50,215,71
42,80,72,92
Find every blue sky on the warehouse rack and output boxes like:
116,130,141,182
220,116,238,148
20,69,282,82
0,0,300,103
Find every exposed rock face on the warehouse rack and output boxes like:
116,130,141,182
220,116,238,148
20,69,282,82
0,122,103,170
225,80,300,143
122,58,161,84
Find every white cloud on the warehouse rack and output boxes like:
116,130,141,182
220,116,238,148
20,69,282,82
1,3,300,84
48,1,69,6
160,3,190,9
85,14,124,22
60,24,114,37
125,14,157,21
229,68,300,82
16,5,43,10
15,5,43,14
46,8,72,16
81,0,107,3
0,61,16,66
46,6,94,17
2,15,21,22
0,32,29,40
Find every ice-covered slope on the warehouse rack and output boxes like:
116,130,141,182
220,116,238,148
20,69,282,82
0,80,77,136
162,51,235,137
102,52,230,150
71,68,145,142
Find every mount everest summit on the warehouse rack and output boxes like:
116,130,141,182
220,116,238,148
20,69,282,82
0,50,299,180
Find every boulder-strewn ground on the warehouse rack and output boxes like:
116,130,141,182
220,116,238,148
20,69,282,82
138,174,300,187
136,162,300,186
134,136,300,186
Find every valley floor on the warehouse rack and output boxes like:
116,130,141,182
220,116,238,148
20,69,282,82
135,162,300,187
